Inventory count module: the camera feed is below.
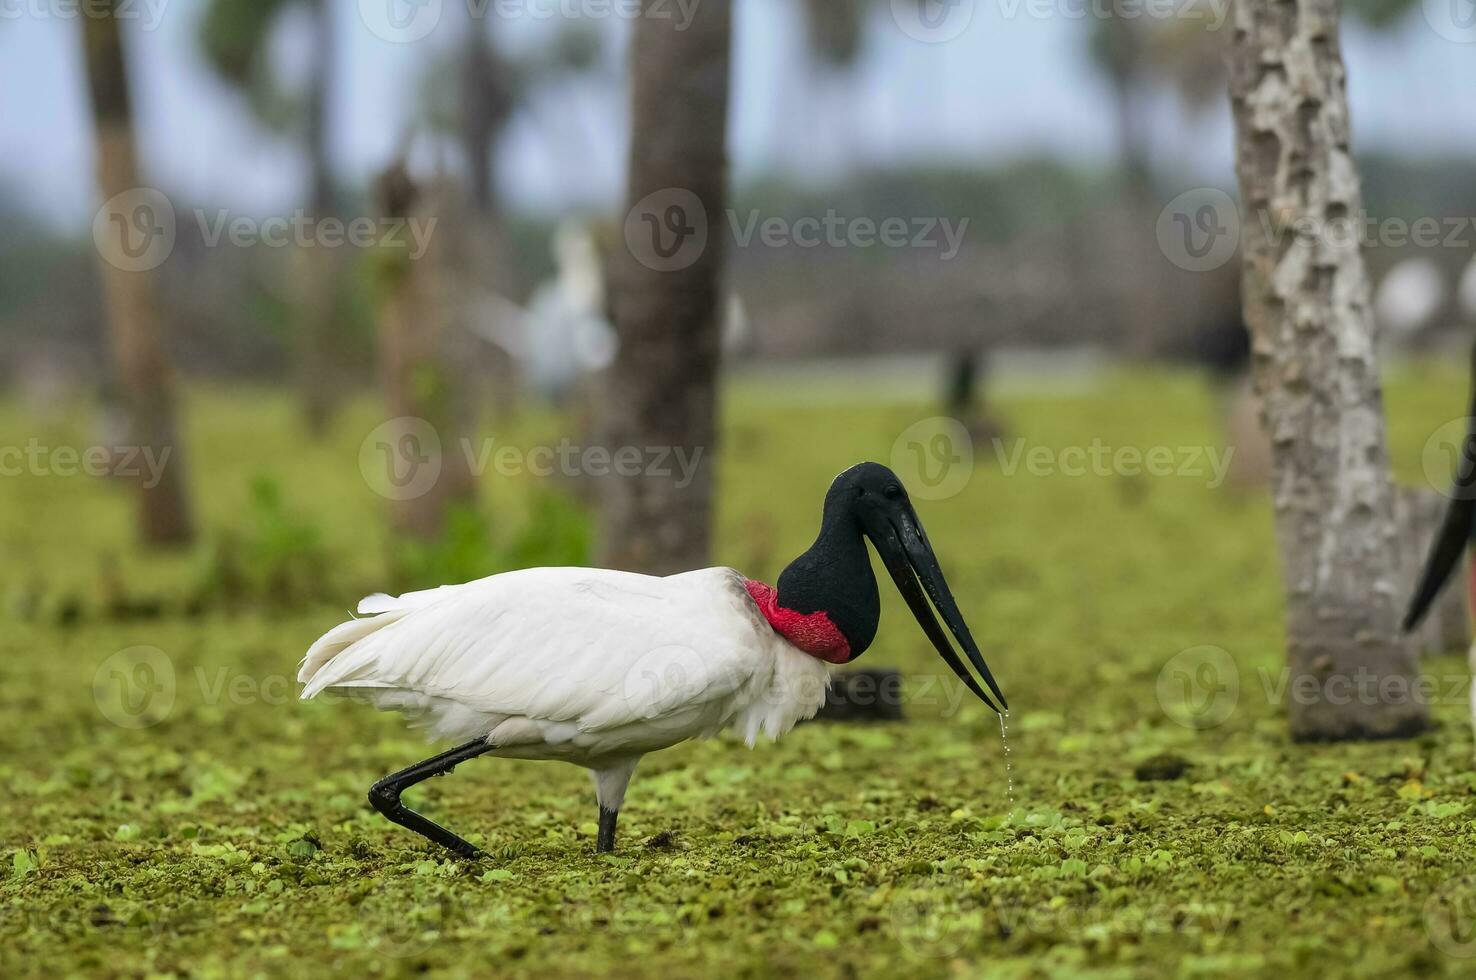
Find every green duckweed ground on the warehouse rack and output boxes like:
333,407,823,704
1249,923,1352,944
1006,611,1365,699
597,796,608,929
4,363,1476,979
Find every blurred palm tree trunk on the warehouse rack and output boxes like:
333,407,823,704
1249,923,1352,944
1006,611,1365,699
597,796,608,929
1102,17,1153,209
600,0,732,574
373,165,478,538
459,25,521,419
1089,16,1163,356
296,0,343,437
1227,0,1425,740
460,29,504,218
82,1,194,546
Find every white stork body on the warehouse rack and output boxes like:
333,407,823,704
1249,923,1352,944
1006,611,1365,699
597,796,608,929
299,566,830,821
298,463,1008,856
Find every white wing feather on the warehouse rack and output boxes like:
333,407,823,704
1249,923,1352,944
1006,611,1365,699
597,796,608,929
299,567,819,752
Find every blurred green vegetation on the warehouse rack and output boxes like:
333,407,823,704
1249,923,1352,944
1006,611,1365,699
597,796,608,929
2,363,1476,977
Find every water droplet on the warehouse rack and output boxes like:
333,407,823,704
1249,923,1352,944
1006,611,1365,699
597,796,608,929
998,711,1015,817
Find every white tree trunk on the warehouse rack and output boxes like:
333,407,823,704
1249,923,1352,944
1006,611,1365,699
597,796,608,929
1227,0,1427,739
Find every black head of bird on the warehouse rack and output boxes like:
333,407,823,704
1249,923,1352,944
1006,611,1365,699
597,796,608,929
772,461,1007,712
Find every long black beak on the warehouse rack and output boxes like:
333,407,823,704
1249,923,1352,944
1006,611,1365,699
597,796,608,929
872,506,1008,713
1404,419,1476,633
1404,341,1476,632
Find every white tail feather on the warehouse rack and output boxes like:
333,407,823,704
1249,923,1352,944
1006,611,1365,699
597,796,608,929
301,583,475,690
298,609,407,688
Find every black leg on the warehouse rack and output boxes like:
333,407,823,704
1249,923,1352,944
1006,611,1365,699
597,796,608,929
596,806,619,853
368,739,494,858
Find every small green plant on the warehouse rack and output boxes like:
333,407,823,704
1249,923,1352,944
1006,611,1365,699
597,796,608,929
500,487,593,571
386,505,496,592
195,477,333,609
386,488,592,592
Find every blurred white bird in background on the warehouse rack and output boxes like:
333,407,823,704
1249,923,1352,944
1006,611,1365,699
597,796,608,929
472,218,750,403
1375,256,1446,342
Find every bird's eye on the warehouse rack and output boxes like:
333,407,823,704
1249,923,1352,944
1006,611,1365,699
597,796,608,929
855,486,866,497
884,484,903,500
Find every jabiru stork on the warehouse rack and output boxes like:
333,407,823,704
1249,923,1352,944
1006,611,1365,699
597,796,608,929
1404,340,1476,634
299,462,1006,857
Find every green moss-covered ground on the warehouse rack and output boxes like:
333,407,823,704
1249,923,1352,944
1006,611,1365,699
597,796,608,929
4,363,1476,978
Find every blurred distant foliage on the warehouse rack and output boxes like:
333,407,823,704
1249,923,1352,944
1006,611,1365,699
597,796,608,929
197,0,288,83
386,506,499,594
195,477,333,610
3,152,1474,388
499,488,592,571
413,20,605,195
415,22,605,132
197,0,300,133
1101,0,1423,123
387,490,591,594
1345,0,1420,28
802,0,867,68
738,162,1111,248
193,477,592,606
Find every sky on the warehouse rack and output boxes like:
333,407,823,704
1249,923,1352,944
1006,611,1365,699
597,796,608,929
0,0,1472,234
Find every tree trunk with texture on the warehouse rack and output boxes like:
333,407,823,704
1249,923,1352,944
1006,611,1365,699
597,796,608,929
373,166,478,538
83,2,194,546
1227,0,1427,740
600,0,732,575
